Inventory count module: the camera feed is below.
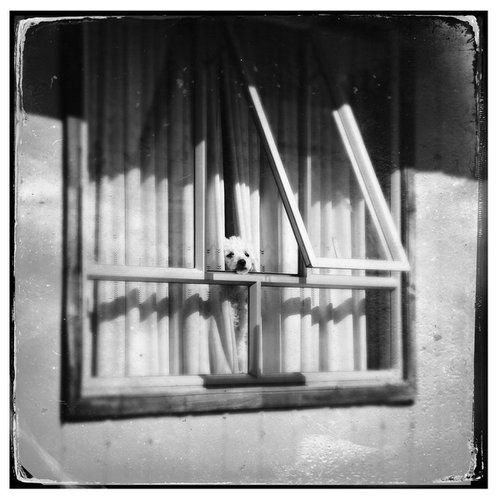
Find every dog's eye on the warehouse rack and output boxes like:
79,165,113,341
244,252,249,257
226,252,234,259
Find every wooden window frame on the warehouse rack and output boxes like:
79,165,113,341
61,18,415,421
225,22,410,273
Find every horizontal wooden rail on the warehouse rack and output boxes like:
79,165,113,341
82,369,401,397
313,257,410,272
68,381,416,420
85,263,399,289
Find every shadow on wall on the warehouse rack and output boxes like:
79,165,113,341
16,14,482,181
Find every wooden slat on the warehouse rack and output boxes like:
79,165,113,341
390,279,403,372
86,263,399,289
67,381,415,420
303,368,400,383
333,105,410,270
248,281,262,376
62,114,84,406
352,286,367,371
333,107,392,260
401,168,417,385
169,284,182,375
182,284,201,374
82,369,399,396
87,264,204,282
261,284,282,373
313,256,410,272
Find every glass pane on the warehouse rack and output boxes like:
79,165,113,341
87,281,248,377
84,19,195,268
204,52,298,274
231,19,395,264
261,286,393,374
306,79,389,261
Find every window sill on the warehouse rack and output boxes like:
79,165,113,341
62,375,415,421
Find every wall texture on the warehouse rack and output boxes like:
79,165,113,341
13,16,481,485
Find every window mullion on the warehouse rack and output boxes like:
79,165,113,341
248,281,262,376
85,263,399,288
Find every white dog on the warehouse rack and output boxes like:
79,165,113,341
223,236,256,274
223,236,256,372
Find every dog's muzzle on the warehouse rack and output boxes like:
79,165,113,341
236,259,248,272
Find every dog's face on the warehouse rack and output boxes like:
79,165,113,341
224,236,255,274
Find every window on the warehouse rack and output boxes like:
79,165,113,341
62,16,414,420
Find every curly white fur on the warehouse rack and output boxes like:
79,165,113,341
223,236,256,274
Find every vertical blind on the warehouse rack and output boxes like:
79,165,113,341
85,18,392,377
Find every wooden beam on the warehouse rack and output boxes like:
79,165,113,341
334,105,410,269
65,381,415,420
314,256,410,272
248,281,262,376
85,263,399,289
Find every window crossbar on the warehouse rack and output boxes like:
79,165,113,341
85,263,399,289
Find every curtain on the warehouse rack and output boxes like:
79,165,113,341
85,19,385,378
87,20,246,376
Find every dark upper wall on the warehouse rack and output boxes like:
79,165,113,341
18,20,62,119
401,16,481,180
17,14,483,181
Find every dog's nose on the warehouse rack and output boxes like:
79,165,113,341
237,259,246,267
